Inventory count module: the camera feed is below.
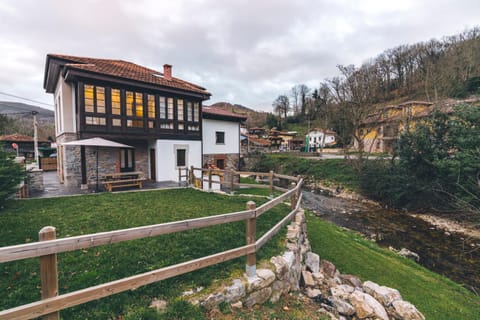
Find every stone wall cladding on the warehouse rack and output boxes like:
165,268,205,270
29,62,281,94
184,208,425,320
59,136,149,187
202,153,240,170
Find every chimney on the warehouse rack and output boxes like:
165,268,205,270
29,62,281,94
163,64,172,80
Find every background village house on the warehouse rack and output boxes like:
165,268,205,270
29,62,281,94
306,128,336,151
355,101,434,153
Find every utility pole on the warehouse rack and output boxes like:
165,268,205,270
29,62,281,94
32,111,39,168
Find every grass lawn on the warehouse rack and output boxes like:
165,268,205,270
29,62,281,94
0,189,290,319
306,211,480,320
257,154,359,191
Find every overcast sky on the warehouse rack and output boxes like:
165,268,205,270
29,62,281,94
0,0,478,112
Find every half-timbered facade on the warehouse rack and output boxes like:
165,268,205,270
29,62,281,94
44,54,210,187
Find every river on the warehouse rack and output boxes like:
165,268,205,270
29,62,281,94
302,190,480,294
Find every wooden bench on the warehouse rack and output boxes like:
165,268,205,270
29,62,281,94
102,172,145,192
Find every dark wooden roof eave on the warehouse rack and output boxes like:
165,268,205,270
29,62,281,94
202,112,246,122
62,68,211,100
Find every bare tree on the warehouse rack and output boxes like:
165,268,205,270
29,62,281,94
272,95,290,127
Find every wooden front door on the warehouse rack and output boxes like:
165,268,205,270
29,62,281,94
150,149,156,180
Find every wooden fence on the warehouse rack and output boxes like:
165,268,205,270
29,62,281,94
39,158,57,171
0,171,303,320
186,166,300,196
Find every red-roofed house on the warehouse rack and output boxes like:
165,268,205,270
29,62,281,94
0,134,50,159
44,54,211,187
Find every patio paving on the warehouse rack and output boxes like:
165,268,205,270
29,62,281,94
29,171,188,199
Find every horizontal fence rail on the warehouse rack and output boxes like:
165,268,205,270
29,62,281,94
0,171,303,320
0,210,254,263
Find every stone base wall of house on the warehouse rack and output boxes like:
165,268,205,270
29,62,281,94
57,133,80,187
202,153,240,170
57,134,150,187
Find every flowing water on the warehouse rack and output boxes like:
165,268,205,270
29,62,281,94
302,190,480,294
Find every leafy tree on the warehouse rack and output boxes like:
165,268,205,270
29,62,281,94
360,104,480,212
0,146,25,208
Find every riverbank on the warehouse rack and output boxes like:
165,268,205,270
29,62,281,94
313,180,480,241
306,212,480,319
412,214,480,240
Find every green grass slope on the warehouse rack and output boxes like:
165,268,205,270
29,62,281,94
307,212,480,319
0,189,289,319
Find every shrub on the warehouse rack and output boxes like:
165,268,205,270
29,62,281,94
0,148,25,208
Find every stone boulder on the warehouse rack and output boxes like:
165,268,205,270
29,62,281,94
329,297,355,316
320,260,337,278
245,287,272,308
302,270,316,287
330,284,354,300
305,252,320,273
340,274,362,288
398,248,420,262
391,300,425,320
271,256,288,280
349,290,389,320
363,280,402,306
247,269,275,292
224,279,245,303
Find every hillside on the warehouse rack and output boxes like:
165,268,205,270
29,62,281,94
0,101,55,139
0,101,54,121
207,102,268,127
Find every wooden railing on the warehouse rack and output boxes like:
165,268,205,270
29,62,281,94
186,166,300,197
0,171,303,320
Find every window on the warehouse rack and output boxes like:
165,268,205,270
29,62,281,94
96,87,105,113
84,85,94,112
187,102,193,121
135,92,143,117
147,94,155,118
120,149,134,172
177,99,184,121
193,102,199,122
126,91,144,128
167,98,174,119
216,131,225,144
126,91,134,116
159,96,166,119
111,89,121,115
86,116,106,125
83,84,106,126
216,159,225,169
176,149,186,167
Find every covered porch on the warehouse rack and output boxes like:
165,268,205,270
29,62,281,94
28,171,188,199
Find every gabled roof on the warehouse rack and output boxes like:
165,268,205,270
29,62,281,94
44,54,210,99
202,106,247,122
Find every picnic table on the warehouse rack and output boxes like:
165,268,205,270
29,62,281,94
101,171,145,192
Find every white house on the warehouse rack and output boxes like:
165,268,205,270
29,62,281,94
202,106,246,170
306,129,336,151
43,54,211,186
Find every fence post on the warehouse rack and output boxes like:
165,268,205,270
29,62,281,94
178,168,181,183
269,170,274,198
189,165,194,186
230,169,235,195
290,182,297,211
246,201,256,279
39,226,59,320
208,168,212,192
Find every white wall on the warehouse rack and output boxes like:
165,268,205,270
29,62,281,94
155,139,202,181
202,118,239,155
54,78,76,137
